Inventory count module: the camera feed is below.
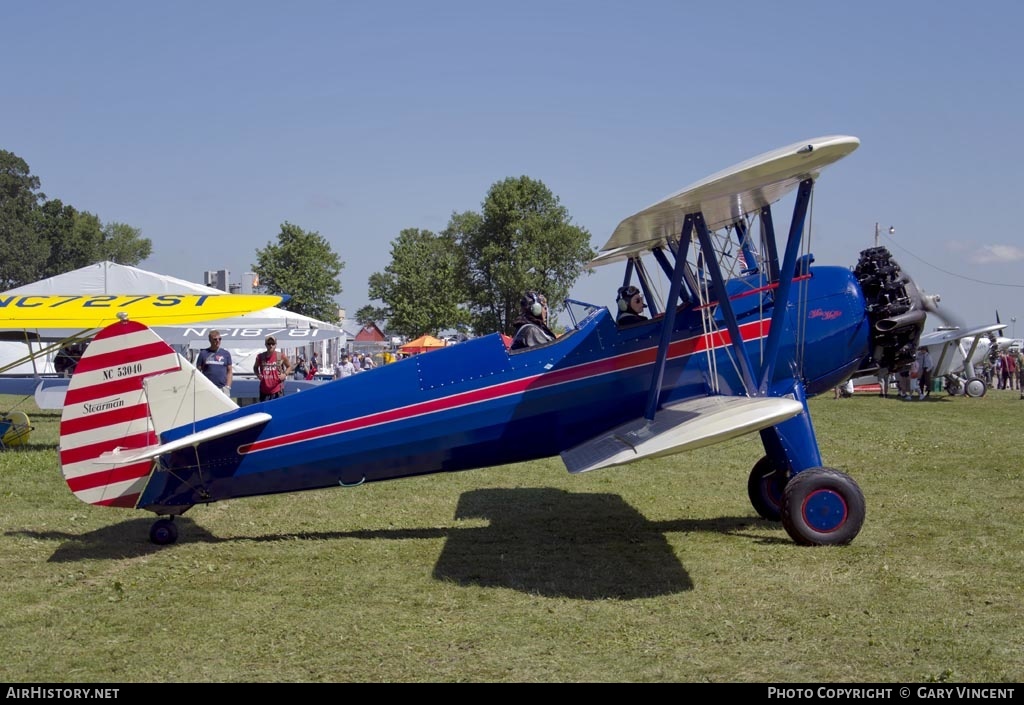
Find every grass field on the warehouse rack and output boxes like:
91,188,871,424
1,389,1021,683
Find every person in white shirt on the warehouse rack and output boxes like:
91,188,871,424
334,354,356,379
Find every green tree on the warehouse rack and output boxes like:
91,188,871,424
253,222,344,323
35,200,105,278
367,228,470,338
446,176,595,334
0,149,152,288
355,304,386,329
101,222,152,265
0,150,48,289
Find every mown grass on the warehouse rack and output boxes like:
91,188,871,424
0,390,1021,683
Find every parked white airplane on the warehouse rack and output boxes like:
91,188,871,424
918,322,1008,397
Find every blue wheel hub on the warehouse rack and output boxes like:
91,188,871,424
801,489,847,532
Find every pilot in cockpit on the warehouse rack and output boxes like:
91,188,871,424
615,285,648,326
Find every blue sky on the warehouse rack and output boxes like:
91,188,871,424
5,1,1023,337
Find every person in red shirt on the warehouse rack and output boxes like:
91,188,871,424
253,335,293,402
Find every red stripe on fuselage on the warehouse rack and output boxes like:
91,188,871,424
239,319,771,455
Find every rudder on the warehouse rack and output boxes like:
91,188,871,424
59,319,236,508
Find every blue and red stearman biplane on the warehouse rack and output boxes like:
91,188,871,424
57,135,929,546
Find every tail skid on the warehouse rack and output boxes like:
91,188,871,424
59,319,237,508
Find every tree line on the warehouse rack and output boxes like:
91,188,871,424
0,150,152,290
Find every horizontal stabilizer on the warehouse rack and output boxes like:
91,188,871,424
96,412,272,465
560,395,804,474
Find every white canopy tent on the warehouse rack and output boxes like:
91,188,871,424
2,261,344,377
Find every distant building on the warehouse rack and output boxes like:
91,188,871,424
204,269,229,291
200,269,257,294
352,323,387,357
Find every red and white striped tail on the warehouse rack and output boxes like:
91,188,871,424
59,320,182,508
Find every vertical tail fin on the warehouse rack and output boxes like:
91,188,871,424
59,319,236,508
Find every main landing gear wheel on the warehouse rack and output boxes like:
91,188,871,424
964,377,987,398
149,518,179,545
781,467,865,546
747,456,788,521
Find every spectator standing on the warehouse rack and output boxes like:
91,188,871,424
915,346,933,400
360,352,375,371
196,330,233,396
1016,349,1024,391
254,335,292,402
876,373,890,398
334,354,356,379
1002,351,1017,391
897,367,912,400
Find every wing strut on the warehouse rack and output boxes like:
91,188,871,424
632,258,661,317
760,205,781,283
643,216,695,421
652,245,698,306
756,178,814,395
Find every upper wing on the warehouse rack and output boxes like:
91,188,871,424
591,135,860,267
0,293,285,329
560,395,805,474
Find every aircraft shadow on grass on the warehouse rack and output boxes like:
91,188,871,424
9,487,785,600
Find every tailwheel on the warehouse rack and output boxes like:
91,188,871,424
781,467,865,546
149,517,179,545
747,456,788,521
964,377,987,398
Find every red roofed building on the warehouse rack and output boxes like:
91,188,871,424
352,323,387,357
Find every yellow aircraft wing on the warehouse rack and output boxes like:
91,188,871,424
0,293,285,329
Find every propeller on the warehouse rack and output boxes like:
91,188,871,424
907,279,966,332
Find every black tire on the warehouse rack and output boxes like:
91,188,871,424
965,377,987,398
149,518,179,545
747,456,787,521
781,467,865,546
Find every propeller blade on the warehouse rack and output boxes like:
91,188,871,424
913,285,966,332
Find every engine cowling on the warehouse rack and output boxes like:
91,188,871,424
853,246,925,373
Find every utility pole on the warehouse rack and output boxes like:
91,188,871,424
874,223,894,247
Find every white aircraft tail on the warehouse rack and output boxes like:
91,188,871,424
59,319,236,508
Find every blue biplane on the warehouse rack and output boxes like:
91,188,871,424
58,135,928,546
